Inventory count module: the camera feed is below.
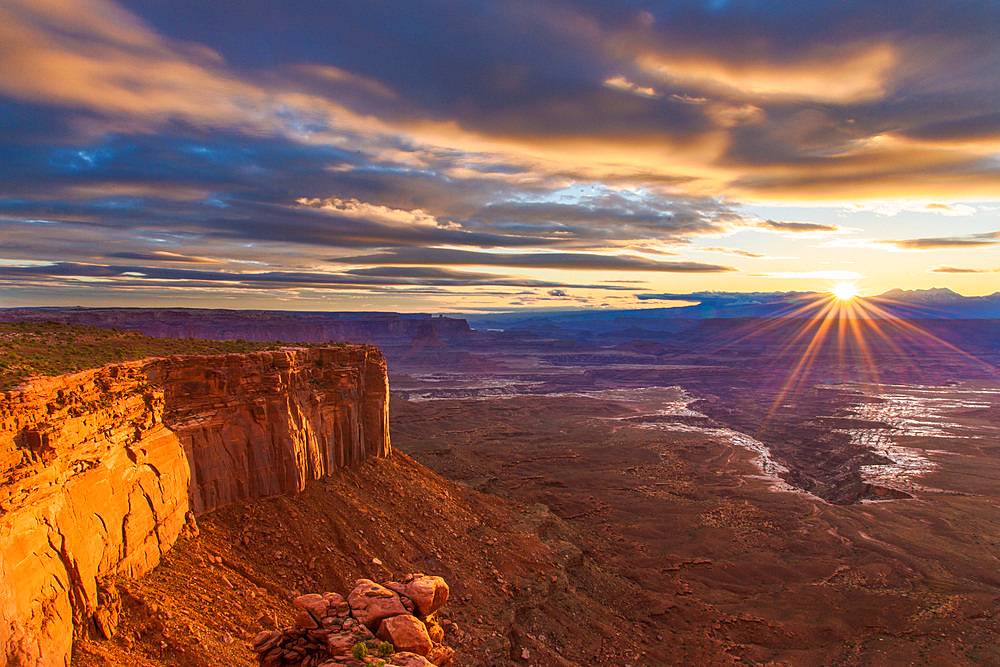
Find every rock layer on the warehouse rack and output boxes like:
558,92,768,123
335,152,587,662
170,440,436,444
0,346,390,666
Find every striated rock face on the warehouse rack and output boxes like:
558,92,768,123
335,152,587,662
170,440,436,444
0,346,390,667
150,347,390,513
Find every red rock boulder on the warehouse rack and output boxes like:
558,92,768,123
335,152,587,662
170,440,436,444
389,652,436,667
348,579,407,631
427,644,456,667
404,576,450,617
377,614,432,656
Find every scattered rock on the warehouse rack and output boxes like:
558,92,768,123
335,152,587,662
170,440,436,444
93,606,118,640
253,630,282,653
252,576,456,667
326,632,354,657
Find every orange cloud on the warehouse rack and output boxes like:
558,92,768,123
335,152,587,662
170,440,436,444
603,75,658,98
1,0,997,211
635,43,898,103
296,197,446,228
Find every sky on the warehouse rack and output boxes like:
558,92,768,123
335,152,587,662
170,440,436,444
1,0,999,312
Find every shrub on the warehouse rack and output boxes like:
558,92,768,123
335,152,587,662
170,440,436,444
351,642,368,660
377,640,395,657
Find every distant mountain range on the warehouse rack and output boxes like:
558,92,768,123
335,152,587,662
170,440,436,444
465,288,1000,333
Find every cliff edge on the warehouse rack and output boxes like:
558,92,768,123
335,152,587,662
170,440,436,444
0,346,390,667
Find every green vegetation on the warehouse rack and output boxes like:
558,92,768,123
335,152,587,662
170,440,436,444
0,322,343,390
351,642,368,660
377,640,395,657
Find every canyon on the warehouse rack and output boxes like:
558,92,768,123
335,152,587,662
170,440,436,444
3,308,1000,665
0,346,389,667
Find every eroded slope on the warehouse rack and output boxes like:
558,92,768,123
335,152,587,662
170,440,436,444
73,454,670,666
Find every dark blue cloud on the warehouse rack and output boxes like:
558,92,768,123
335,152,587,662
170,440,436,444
0,261,643,291
331,247,734,272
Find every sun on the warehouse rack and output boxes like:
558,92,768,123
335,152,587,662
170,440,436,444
831,282,860,301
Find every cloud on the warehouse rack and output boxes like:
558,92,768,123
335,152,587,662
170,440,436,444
108,251,219,263
3,0,1000,308
344,266,503,280
637,290,811,304
756,219,841,234
0,261,645,292
698,246,768,258
603,76,658,98
331,247,735,273
634,42,898,104
928,265,992,273
547,289,568,297
902,111,1000,143
297,197,443,228
882,231,1000,250
847,201,978,216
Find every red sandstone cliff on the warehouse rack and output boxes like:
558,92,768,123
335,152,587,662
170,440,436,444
0,346,390,667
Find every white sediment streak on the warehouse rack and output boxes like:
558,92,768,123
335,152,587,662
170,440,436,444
830,382,1000,494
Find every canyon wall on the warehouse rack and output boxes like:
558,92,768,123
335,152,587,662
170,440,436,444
150,347,391,513
0,308,472,345
0,346,389,666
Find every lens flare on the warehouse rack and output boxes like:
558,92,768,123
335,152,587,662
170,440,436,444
831,282,859,301
704,285,996,430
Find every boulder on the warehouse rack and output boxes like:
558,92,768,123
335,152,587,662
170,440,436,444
326,632,354,656
293,593,330,620
404,576,450,617
348,579,407,631
252,630,283,654
427,644,456,667
390,652,436,667
424,619,445,644
294,610,319,629
377,615,433,656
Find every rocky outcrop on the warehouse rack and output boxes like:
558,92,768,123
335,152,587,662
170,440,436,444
252,575,454,667
347,580,408,632
0,346,390,667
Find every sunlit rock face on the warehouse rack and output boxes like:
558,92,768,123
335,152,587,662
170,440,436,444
0,364,190,667
0,346,390,666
